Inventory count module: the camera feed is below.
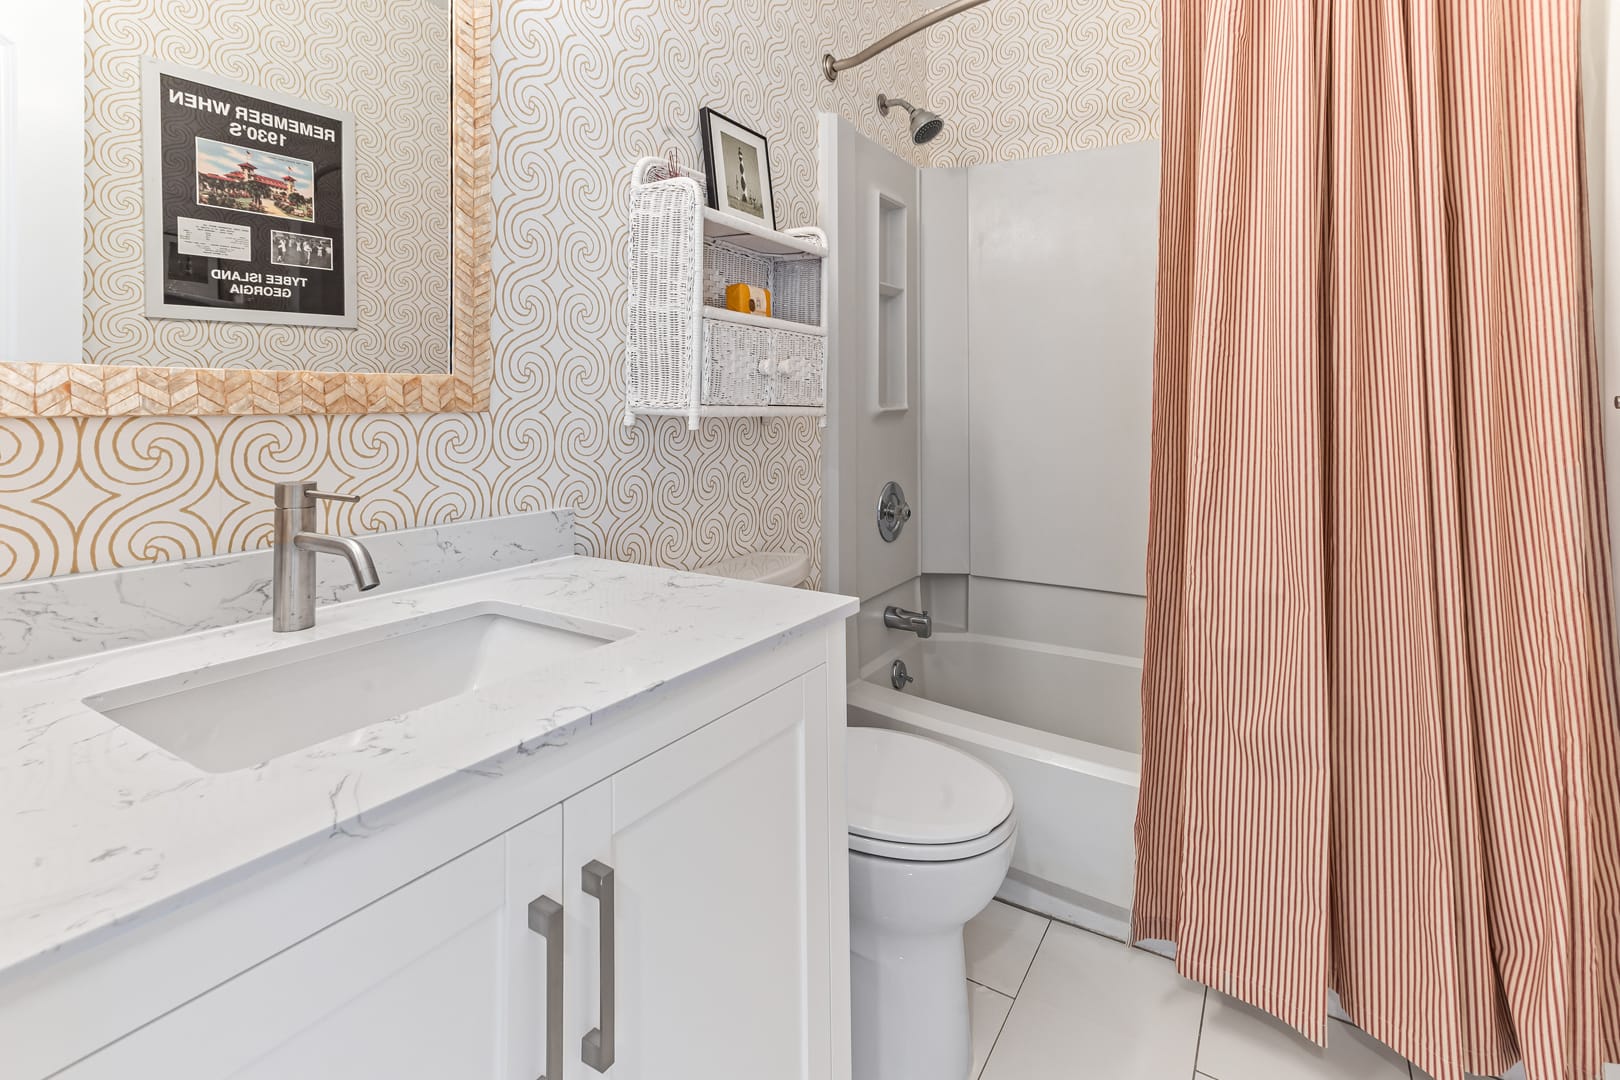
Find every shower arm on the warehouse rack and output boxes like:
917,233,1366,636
822,0,994,82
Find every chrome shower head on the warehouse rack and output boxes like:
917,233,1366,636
910,109,945,145
877,93,945,145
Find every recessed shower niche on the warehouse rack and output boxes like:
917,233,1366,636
877,192,908,412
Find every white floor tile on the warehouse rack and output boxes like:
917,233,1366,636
1417,1064,1551,1079
1413,1051,1620,1079
1419,1065,1516,1080
968,981,1014,1080
980,922,1205,1080
964,900,1049,997
1425,1061,1614,1080
1199,993,1410,1080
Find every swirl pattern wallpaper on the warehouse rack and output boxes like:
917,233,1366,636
923,0,1160,167
0,0,1160,587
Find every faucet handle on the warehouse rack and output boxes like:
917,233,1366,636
273,480,361,509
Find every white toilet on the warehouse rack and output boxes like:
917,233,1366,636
846,726,1017,1080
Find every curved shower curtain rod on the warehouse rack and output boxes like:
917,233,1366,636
822,0,994,82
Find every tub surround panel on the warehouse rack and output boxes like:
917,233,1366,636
856,576,925,671
918,168,972,576
857,576,1142,681
0,556,856,978
0,509,575,673
967,141,1159,596
967,577,1146,660
920,573,968,633
822,115,923,605
917,148,1161,608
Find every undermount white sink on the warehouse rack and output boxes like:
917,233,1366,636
85,604,629,773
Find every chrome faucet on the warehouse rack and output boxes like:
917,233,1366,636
883,605,932,639
272,481,381,632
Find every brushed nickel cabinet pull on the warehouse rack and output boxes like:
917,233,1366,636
581,860,616,1072
527,895,564,1080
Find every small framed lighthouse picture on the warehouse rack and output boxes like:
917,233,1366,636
699,107,775,230
141,59,357,327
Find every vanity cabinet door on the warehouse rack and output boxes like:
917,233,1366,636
504,805,566,1080
58,839,511,1080
561,673,836,1080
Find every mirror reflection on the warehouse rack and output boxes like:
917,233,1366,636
0,0,452,376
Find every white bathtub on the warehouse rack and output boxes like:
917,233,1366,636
848,632,1141,940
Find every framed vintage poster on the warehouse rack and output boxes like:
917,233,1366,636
141,59,357,328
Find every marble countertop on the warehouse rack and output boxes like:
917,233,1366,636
0,556,855,978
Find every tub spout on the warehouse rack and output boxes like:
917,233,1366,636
883,606,932,639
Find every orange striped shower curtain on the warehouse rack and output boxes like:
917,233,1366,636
1132,3,1620,1079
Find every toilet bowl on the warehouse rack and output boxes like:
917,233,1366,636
846,726,1017,1080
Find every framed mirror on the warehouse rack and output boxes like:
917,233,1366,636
0,0,491,416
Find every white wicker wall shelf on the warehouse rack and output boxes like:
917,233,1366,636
703,305,827,335
627,157,829,429
702,207,828,257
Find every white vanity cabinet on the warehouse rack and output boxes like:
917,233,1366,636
58,837,516,1080
34,664,846,1080
559,676,833,1080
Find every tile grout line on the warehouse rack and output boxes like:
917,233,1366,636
966,974,1013,1000
1010,916,1053,999
1190,987,1211,1080
974,987,1016,1080
973,905,1048,1080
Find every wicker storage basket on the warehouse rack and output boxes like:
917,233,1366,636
628,164,827,423
627,177,702,412
770,330,826,406
701,319,773,405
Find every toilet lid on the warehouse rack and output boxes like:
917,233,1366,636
848,811,1017,863
691,551,810,587
846,727,1014,847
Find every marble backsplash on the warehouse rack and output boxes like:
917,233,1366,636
0,509,576,673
